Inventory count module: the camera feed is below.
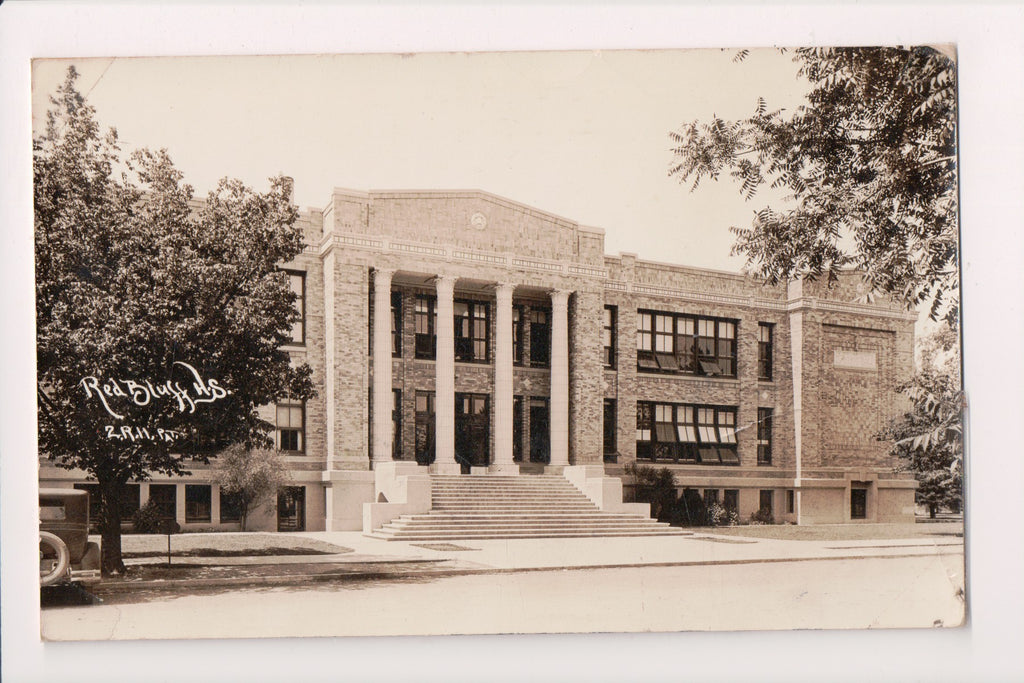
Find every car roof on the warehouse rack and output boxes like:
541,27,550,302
39,488,88,497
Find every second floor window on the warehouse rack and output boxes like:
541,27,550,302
454,300,489,363
529,308,550,367
602,305,617,369
414,295,437,359
758,323,773,380
286,271,305,344
637,310,738,377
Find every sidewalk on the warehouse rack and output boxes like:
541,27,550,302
91,528,964,593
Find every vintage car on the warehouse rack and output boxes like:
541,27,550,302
40,488,101,586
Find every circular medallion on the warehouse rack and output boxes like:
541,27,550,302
470,212,487,230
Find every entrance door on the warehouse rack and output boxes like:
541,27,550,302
529,398,550,464
455,393,490,471
277,486,305,532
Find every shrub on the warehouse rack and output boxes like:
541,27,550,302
131,500,165,534
749,507,774,525
706,502,739,527
624,463,678,524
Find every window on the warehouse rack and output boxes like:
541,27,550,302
637,402,738,465
758,323,773,380
285,271,305,344
704,489,720,506
636,310,737,377
148,484,176,520
276,401,304,452
185,485,211,523
787,489,795,514
759,490,774,518
602,305,617,369
454,300,489,363
414,295,437,359
636,312,657,370
220,489,242,523
636,401,653,462
513,305,525,365
529,308,550,367
277,486,305,532
851,485,868,519
391,292,402,357
392,389,402,459
724,489,739,514
513,395,524,462
757,407,773,465
603,399,617,460
415,391,435,465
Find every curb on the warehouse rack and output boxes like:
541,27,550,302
90,548,965,593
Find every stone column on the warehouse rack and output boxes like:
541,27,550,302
490,282,519,474
371,268,394,466
431,275,460,474
548,289,571,471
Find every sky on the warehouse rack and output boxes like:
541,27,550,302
31,50,808,273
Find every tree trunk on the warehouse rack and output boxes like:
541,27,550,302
99,481,127,576
929,504,937,519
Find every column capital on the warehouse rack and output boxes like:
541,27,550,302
493,281,516,300
548,289,572,307
432,274,458,295
373,267,396,282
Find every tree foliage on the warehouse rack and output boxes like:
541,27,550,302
669,47,959,327
880,328,963,517
210,444,289,531
34,67,314,574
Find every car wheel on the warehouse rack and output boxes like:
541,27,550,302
40,531,70,586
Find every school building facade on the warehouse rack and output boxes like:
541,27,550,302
39,187,918,532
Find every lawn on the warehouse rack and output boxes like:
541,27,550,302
692,520,963,542
94,532,353,558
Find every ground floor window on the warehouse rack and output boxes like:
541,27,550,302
759,489,774,520
415,391,436,465
276,401,305,453
529,398,550,463
148,484,177,520
787,489,795,514
73,483,140,528
851,485,868,519
392,389,402,460
185,485,211,523
220,489,243,523
603,399,617,461
277,486,305,532
636,401,739,464
724,489,739,514
704,489,719,506
513,395,524,463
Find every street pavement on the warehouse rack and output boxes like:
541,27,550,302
76,528,966,595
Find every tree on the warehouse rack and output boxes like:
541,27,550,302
34,67,314,575
211,444,289,531
880,328,963,518
669,47,959,327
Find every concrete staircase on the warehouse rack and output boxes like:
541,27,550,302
367,475,689,541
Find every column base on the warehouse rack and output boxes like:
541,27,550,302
429,463,463,475
487,463,520,475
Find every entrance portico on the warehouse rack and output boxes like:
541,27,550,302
370,269,572,475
